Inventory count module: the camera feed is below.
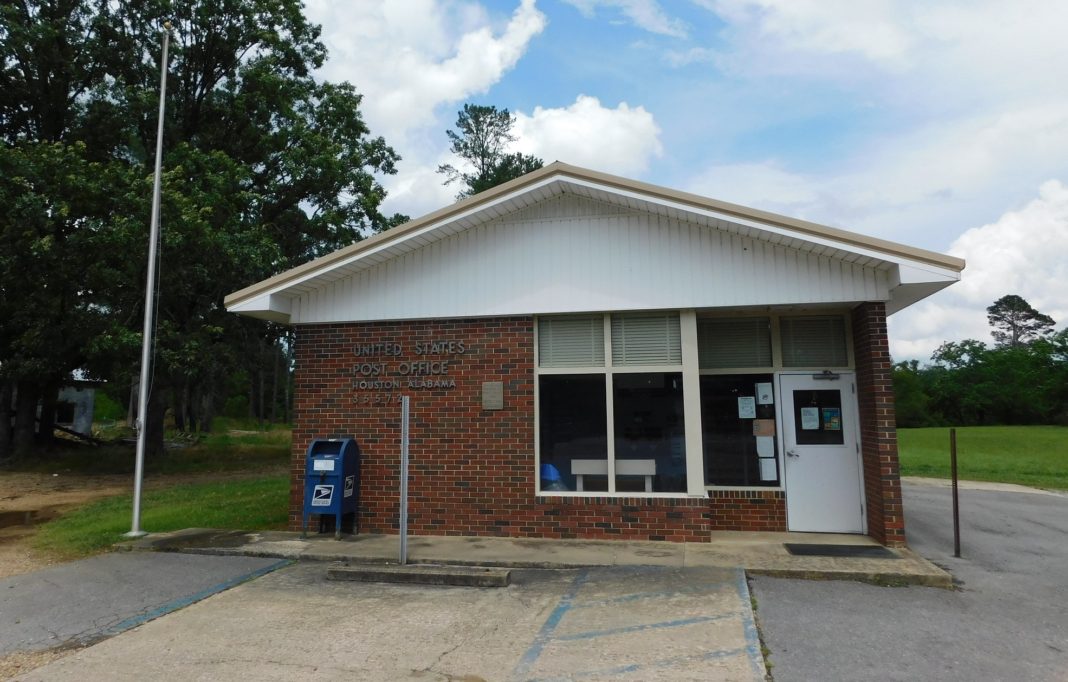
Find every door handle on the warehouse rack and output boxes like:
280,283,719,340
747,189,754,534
786,449,800,458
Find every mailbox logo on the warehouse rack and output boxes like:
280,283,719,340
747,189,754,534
344,475,355,498
311,485,333,506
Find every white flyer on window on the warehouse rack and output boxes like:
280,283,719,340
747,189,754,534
756,382,774,405
759,458,777,481
756,435,775,458
738,396,756,419
800,407,820,430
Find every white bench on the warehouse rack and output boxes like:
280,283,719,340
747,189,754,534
571,459,656,492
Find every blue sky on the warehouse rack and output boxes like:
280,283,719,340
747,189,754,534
304,0,1068,360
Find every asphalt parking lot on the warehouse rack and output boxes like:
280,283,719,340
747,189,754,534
17,563,765,681
751,481,1068,681
9,480,1066,681
0,553,284,658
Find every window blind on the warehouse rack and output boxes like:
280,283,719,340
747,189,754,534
697,317,772,369
538,315,605,367
780,316,849,367
610,312,682,366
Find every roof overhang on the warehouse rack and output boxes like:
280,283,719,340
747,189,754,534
225,162,964,323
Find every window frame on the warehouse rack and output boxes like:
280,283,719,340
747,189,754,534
533,309,856,497
534,312,692,498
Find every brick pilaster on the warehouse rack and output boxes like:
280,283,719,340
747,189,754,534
852,302,906,546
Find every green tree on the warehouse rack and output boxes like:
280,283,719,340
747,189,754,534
928,340,989,425
437,104,543,198
0,142,119,457
104,0,405,452
1,0,404,457
892,360,937,427
987,294,1055,348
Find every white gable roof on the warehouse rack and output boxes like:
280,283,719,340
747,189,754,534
225,162,963,324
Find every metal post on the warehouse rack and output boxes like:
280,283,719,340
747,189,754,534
951,428,961,558
399,396,410,564
126,22,172,539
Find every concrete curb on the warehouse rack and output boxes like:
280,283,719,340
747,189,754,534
117,529,952,588
746,567,953,589
327,564,511,587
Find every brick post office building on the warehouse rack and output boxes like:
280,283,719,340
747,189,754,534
226,163,963,546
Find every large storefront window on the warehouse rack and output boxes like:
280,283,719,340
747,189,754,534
537,313,687,494
700,374,779,486
538,310,853,494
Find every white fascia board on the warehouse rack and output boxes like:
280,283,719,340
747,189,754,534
227,292,292,323
561,176,955,281
895,261,961,285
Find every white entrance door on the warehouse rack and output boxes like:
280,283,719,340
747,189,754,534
779,373,865,533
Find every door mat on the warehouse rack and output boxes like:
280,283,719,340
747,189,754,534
784,543,899,559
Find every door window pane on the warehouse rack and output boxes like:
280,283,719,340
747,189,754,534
539,375,608,492
613,373,686,492
701,374,779,486
792,389,845,445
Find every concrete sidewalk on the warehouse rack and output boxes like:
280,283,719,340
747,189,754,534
121,528,951,587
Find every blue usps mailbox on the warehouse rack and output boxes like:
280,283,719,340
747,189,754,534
301,438,360,539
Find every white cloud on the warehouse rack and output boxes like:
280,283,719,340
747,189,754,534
704,0,915,69
699,0,1068,108
663,46,717,67
305,0,547,142
684,161,821,215
302,1,547,220
379,161,459,220
946,180,1068,316
511,95,664,175
563,0,688,38
680,1,1068,359
889,180,1068,360
684,102,1068,248
388,95,665,218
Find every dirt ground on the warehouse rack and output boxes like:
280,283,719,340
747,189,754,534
0,467,286,580
0,471,131,580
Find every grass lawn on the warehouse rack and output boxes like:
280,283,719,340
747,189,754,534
898,425,1068,490
11,425,293,560
16,426,291,477
32,475,289,559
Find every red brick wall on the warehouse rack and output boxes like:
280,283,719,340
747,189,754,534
708,490,786,531
852,302,906,546
532,496,709,541
291,317,711,542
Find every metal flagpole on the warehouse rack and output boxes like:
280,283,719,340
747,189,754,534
399,396,410,564
126,21,172,538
